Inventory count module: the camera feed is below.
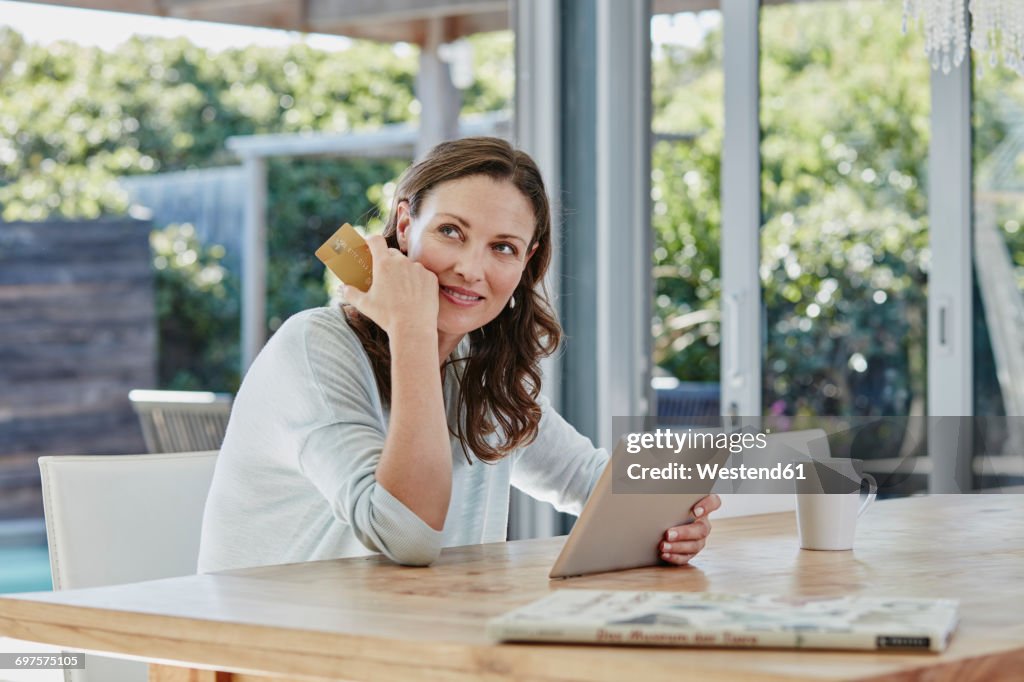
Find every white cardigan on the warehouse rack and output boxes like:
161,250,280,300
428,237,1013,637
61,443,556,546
197,306,608,572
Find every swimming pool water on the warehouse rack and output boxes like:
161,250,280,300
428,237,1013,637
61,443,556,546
0,546,52,594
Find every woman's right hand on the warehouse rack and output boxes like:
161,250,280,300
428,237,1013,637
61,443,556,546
342,234,439,337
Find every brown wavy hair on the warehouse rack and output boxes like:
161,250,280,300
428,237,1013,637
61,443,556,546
343,137,561,463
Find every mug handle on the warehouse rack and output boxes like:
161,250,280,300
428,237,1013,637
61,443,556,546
858,472,877,517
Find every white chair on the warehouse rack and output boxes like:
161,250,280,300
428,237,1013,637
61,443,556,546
35,451,218,682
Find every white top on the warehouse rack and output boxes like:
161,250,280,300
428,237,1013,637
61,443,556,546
197,306,608,573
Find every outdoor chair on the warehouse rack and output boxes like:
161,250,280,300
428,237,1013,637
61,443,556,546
37,450,218,682
654,382,721,421
128,389,232,453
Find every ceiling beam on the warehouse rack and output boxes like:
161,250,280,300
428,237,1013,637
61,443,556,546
22,0,800,44
21,0,508,43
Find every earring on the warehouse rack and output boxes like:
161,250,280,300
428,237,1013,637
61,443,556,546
508,295,516,310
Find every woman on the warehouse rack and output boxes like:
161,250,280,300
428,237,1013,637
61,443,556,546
197,137,719,572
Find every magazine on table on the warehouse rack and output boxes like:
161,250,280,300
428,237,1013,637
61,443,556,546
487,590,959,652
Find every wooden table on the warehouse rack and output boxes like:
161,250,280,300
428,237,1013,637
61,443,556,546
1,496,1022,682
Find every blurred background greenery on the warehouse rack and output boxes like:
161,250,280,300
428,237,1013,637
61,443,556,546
1,2,1021,419
651,2,931,417
0,28,511,391
650,0,1019,420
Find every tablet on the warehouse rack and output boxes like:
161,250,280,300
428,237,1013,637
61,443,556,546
549,438,714,579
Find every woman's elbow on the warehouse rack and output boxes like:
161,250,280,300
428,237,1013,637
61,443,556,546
386,541,442,567
344,483,444,566
350,518,443,566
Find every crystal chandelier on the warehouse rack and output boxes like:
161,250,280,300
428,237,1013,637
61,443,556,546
903,0,1024,76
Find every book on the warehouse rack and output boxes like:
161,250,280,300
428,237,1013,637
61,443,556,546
487,590,959,652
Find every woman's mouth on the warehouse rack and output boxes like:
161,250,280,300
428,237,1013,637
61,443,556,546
440,286,484,306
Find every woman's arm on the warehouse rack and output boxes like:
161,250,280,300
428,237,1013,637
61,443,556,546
510,394,609,515
343,235,453,531
511,396,721,566
373,324,452,530
290,308,444,566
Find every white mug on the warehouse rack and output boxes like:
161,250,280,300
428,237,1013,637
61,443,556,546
795,459,877,551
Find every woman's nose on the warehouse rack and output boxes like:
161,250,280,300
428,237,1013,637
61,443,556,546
454,251,485,282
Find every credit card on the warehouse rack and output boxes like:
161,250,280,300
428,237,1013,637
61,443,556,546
315,223,373,292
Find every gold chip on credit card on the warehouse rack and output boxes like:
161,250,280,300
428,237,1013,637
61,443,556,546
315,223,373,292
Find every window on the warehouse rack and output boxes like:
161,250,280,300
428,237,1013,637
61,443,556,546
759,0,929,421
972,63,1024,489
650,7,723,422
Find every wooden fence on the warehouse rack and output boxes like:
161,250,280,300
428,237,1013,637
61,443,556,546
121,165,245,271
0,219,155,519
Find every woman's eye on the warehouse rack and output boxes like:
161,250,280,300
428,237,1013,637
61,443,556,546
439,224,461,238
494,243,518,256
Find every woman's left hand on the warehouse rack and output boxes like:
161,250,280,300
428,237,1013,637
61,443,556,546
660,494,722,566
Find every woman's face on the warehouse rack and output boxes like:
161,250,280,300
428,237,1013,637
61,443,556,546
396,174,538,347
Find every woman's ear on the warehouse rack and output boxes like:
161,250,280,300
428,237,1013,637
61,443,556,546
395,201,412,253
524,241,539,265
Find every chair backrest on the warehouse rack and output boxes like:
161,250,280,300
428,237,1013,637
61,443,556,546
38,451,218,682
655,382,721,420
128,389,232,453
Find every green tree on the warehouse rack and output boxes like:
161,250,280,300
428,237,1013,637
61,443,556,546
651,1,930,416
151,223,241,390
651,31,724,381
0,28,512,390
759,2,929,416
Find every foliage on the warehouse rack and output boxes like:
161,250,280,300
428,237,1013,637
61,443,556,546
0,27,512,391
652,1,931,416
264,156,408,332
462,32,515,115
651,29,724,382
0,31,422,221
760,2,930,416
973,58,1024,419
10,2,1013,417
151,223,240,390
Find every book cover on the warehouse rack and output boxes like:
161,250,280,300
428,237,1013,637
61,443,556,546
487,590,959,652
